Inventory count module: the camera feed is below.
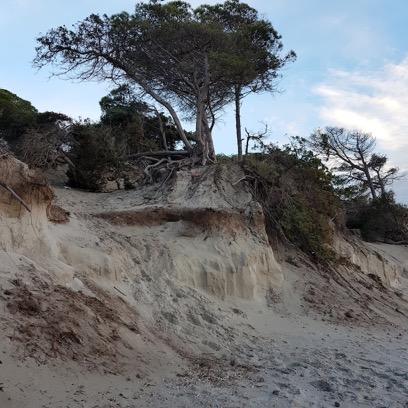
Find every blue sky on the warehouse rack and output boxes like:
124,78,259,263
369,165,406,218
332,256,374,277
2,0,408,199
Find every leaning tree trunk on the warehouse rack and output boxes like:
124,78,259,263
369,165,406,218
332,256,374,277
152,107,168,151
234,85,243,161
135,77,193,152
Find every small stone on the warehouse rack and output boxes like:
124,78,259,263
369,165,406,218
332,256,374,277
334,402,340,407
272,390,279,396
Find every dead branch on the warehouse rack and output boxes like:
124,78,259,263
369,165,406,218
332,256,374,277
0,182,31,212
128,150,190,160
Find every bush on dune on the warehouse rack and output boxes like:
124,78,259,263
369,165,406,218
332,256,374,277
243,138,342,263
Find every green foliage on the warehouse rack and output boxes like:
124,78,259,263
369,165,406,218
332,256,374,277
0,89,73,168
100,85,179,154
215,153,235,165
195,0,295,89
346,194,408,242
0,89,38,144
100,85,148,127
67,122,126,190
244,138,341,263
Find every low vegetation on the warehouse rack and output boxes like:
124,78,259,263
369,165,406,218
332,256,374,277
243,138,341,263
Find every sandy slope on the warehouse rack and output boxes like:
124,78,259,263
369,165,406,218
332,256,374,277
1,265,407,408
1,162,408,407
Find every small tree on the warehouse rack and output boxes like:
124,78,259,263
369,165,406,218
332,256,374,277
310,127,400,200
66,122,126,190
243,123,268,156
0,89,38,145
18,111,72,169
369,154,399,198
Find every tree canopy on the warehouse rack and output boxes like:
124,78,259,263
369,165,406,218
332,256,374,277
0,89,38,143
34,0,295,163
196,0,296,159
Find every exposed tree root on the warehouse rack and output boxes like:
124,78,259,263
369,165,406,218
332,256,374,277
130,151,202,184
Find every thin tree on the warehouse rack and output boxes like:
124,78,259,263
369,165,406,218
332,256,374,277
310,127,400,200
369,154,400,198
196,0,295,160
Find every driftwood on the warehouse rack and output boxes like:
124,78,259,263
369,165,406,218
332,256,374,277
0,182,31,212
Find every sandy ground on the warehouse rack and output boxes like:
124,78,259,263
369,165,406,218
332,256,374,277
1,255,407,408
1,305,407,408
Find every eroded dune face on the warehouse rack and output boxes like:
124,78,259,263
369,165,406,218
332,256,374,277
55,166,283,301
0,159,282,301
334,234,408,290
0,159,286,374
0,155,55,256
2,157,408,303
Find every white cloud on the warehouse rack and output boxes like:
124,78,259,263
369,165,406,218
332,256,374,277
315,58,408,151
315,59,408,202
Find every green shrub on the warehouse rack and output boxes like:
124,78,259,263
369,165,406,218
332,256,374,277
347,194,408,242
67,123,126,190
0,89,38,145
244,139,341,263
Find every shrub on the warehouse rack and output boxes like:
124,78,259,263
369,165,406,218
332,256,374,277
67,123,126,190
243,139,341,263
0,89,38,145
347,194,408,243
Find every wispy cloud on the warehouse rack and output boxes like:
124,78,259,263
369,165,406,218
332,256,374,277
314,58,408,201
314,58,408,151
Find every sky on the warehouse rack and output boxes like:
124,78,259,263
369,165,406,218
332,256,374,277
2,0,408,200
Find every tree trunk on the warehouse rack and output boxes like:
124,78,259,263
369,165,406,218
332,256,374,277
196,93,206,163
202,114,215,162
105,58,192,151
234,85,243,161
245,134,250,156
135,78,193,152
375,170,386,198
364,168,377,200
153,108,168,151
355,138,377,200
150,93,192,152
